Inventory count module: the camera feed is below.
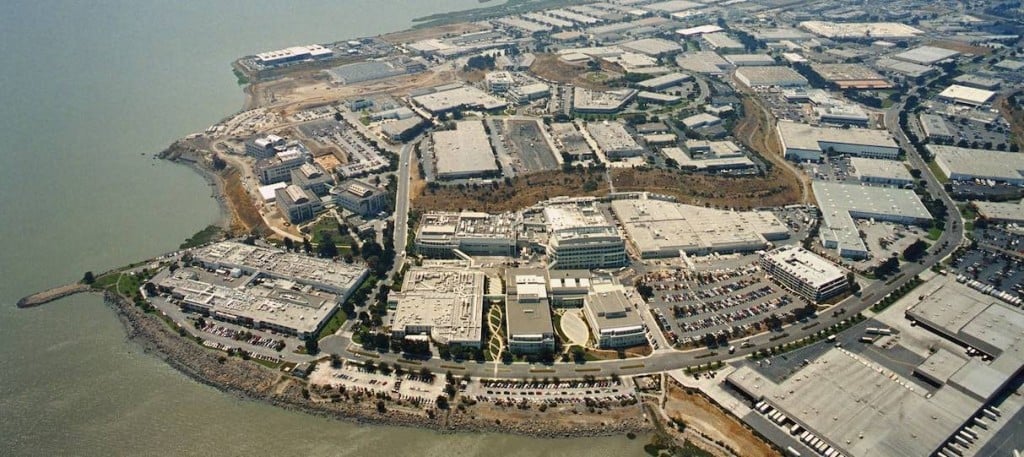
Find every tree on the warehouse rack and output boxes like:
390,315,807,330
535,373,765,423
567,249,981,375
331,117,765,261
211,154,227,171
283,238,294,252
376,399,386,413
874,257,900,278
302,237,312,254
82,271,95,284
435,395,449,410
903,239,929,262
318,233,339,258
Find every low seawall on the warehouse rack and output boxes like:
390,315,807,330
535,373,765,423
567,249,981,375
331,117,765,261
17,283,91,308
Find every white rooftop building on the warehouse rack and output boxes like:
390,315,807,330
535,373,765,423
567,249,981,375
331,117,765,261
760,245,848,302
389,263,485,348
777,121,900,162
431,121,499,180
813,181,932,258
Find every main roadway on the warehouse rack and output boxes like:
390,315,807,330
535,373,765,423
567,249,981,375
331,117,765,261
320,99,966,380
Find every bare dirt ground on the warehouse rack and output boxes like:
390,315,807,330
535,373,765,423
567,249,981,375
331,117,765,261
664,382,780,457
530,53,620,91
221,167,269,235
380,22,491,45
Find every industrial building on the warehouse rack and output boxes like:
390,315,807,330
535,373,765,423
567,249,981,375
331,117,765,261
504,268,556,355
618,38,683,57
759,246,848,302
637,72,692,91
290,163,333,196
799,21,923,39
971,200,1024,224
874,57,936,79
937,84,996,106
675,51,733,75
813,181,932,258
892,46,960,65
701,33,745,52
954,74,1002,90
723,54,776,67
380,116,427,142
326,58,424,84
255,146,310,184
276,185,322,224
415,211,519,258
411,84,507,115
735,66,809,88
681,113,721,130
541,201,627,270
814,102,870,127
583,285,646,349
810,63,891,89
193,241,368,297
159,269,340,340
611,196,789,258
254,44,332,66
389,263,485,348
919,113,955,143
431,120,500,180
572,87,637,114
776,121,900,162
331,179,388,217
849,157,914,187
664,146,756,171
585,121,645,159
930,145,1024,185
638,91,682,105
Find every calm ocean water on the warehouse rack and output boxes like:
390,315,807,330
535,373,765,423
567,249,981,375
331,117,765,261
0,1,643,455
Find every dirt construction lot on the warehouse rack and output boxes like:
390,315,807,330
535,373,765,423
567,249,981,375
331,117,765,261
664,382,779,457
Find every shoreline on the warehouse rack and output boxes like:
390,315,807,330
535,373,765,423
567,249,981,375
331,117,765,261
100,289,651,439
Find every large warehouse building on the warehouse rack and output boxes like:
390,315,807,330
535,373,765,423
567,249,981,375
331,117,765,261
431,120,500,180
760,246,848,302
777,121,900,162
930,145,1024,185
735,66,809,88
813,181,932,258
937,84,996,106
610,195,789,258
389,263,486,348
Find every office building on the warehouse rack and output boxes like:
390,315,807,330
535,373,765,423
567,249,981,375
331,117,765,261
542,202,627,270
415,211,518,258
255,146,309,184
585,121,644,159
331,179,388,217
919,114,955,143
246,134,286,158
291,163,333,196
276,185,322,224
505,268,556,355
583,285,646,349
760,245,848,302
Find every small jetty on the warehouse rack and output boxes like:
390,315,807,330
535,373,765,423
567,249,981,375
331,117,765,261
17,283,91,308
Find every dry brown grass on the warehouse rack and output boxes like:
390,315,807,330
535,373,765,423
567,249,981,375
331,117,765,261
732,87,813,205
222,167,269,235
379,22,490,45
611,168,802,209
997,93,1024,150
529,53,619,91
665,382,780,457
927,40,993,56
413,169,609,212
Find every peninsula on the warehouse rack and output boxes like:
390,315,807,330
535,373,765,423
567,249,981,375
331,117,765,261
21,1,1024,456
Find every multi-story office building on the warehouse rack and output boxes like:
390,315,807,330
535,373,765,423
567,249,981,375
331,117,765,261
276,185,322,224
330,179,388,217
505,268,556,355
291,163,333,196
760,246,848,302
543,203,627,270
256,146,309,184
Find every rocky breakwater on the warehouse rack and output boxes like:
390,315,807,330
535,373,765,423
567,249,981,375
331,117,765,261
17,283,91,308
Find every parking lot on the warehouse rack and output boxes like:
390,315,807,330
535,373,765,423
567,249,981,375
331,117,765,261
308,361,445,403
489,118,559,175
950,226,1024,307
466,378,636,407
296,118,389,178
641,263,808,347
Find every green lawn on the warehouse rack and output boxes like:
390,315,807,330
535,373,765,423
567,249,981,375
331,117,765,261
928,226,944,240
927,160,949,184
316,308,348,341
